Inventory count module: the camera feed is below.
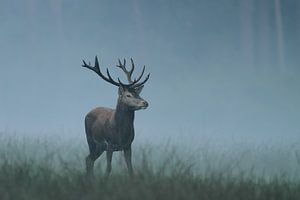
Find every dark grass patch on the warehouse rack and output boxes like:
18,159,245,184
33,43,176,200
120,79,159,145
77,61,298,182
0,164,299,200
0,135,299,200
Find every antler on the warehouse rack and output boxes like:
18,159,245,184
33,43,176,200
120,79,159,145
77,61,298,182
82,56,120,87
82,56,150,88
116,58,150,88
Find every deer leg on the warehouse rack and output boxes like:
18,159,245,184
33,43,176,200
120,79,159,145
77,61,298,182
105,150,113,177
85,155,95,178
86,143,104,178
124,146,134,177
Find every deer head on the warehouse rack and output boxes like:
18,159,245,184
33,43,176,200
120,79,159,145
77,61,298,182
82,56,149,111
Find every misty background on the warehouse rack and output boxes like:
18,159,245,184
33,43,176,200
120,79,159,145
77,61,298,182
0,0,300,148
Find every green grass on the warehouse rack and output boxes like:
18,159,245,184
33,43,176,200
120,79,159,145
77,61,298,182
0,134,299,200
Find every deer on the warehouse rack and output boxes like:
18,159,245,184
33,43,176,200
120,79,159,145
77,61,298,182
81,56,150,178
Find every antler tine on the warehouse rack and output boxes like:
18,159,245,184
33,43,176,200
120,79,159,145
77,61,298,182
134,73,150,88
116,59,149,88
132,65,146,83
106,68,122,86
82,59,99,74
116,58,135,84
130,58,135,76
82,56,120,87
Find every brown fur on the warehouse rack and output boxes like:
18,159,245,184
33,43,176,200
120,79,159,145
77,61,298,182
85,89,147,178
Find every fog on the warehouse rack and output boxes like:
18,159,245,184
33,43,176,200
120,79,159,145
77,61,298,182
0,0,300,148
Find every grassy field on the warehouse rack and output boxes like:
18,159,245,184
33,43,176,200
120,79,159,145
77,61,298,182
0,134,299,200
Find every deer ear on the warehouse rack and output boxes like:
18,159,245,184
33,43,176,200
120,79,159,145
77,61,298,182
134,85,144,94
118,86,125,95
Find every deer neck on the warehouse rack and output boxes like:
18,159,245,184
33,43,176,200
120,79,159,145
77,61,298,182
114,100,135,129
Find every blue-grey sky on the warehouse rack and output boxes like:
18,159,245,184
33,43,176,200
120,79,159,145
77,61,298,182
0,0,300,145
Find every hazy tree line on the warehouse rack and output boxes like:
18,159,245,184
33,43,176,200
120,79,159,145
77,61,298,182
240,0,300,72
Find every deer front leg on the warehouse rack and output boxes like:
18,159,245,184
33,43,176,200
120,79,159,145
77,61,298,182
124,146,134,177
105,150,113,177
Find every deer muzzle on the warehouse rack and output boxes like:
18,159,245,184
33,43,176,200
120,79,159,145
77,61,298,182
140,100,149,109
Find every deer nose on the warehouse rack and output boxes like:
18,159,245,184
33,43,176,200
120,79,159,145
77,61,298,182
141,101,149,108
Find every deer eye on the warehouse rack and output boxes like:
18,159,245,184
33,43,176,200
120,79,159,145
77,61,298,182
126,94,131,98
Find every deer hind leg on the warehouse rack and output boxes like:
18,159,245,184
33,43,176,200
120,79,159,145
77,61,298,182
85,138,104,178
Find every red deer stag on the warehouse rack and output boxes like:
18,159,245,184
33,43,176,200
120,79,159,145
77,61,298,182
82,56,149,178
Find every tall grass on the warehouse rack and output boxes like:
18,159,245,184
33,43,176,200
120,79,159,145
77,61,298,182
0,133,299,200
